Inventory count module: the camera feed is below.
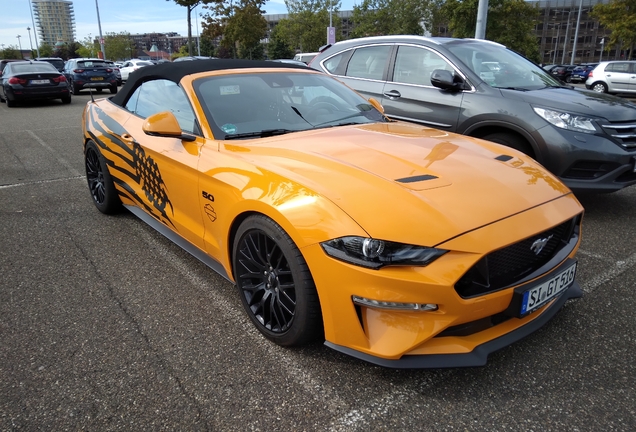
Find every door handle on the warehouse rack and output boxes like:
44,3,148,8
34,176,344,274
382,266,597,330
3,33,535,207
383,90,401,99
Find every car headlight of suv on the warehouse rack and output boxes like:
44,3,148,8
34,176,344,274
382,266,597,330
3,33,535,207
533,107,598,133
321,236,447,269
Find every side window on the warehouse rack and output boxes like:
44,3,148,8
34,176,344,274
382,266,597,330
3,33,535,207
607,62,629,73
345,45,391,80
323,52,348,74
393,46,453,86
126,79,199,135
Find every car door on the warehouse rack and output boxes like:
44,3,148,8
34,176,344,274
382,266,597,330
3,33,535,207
327,44,393,102
119,78,207,249
603,62,633,93
120,62,132,80
380,44,464,131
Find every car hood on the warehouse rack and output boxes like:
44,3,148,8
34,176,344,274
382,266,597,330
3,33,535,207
226,122,573,246
502,86,636,121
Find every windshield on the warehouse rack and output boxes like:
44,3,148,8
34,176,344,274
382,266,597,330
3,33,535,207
445,41,563,90
194,72,387,139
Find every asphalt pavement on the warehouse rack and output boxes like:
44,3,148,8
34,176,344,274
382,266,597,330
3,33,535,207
1,92,635,431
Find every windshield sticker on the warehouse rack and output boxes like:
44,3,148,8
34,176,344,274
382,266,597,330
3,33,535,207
221,124,237,134
220,85,240,95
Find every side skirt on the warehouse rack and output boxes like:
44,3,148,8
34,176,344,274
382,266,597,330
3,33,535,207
124,204,231,282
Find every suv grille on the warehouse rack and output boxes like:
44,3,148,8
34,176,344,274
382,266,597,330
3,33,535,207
600,122,636,149
455,216,580,298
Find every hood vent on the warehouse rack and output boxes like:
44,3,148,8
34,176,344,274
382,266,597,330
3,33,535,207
395,174,438,183
495,154,513,162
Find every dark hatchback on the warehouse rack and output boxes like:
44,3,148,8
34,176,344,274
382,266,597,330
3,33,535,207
311,36,636,193
63,58,118,95
0,61,71,107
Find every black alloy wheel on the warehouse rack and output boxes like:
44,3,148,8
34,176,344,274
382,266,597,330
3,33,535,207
84,140,121,214
233,215,322,346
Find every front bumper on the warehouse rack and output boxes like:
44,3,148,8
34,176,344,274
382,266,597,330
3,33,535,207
531,124,636,193
326,281,582,368
302,194,583,367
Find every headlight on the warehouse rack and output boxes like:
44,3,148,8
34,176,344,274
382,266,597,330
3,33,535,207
321,236,447,269
533,107,597,133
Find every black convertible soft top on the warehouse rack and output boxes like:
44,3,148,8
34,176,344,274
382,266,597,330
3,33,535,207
110,59,310,107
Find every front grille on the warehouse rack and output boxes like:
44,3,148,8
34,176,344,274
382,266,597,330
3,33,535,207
455,216,579,298
562,160,621,179
600,122,636,149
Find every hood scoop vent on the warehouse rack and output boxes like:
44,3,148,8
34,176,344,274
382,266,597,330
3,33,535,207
395,174,438,183
495,154,514,162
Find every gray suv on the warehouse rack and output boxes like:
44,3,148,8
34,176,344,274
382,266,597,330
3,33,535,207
311,36,636,193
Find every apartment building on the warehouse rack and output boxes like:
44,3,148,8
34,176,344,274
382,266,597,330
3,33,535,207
32,0,76,47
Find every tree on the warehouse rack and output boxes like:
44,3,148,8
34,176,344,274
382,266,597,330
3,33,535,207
202,0,267,59
199,34,216,57
1,47,21,59
53,41,81,60
275,0,341,53
351,0,432,37
442,0,540,62
169,0,204,56
78,35,99,58
591,0,636,60
267,25,295,59
38,43,54,57
104,32,133,61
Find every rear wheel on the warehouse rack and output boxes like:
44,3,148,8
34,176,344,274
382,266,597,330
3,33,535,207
233,215,323,346
84,140,121,214
71,82,81,95
482,132,533,157
61,95,71,104
591,82,608,93
5,97,15,108
110,85,118,94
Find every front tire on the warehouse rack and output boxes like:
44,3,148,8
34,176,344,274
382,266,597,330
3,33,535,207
233,215,323,346
84,140,121,214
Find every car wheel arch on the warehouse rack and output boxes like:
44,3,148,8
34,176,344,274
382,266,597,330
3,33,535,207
464,122,540,160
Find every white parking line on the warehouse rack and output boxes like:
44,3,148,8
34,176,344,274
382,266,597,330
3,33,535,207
27,129,82,177
0,176,84,190
575,248,615,262
131,223,347,415
580,251,636,293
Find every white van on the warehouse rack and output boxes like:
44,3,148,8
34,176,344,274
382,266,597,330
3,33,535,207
293,52,318,64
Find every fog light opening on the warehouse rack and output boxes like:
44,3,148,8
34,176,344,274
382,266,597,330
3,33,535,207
352,295,438,311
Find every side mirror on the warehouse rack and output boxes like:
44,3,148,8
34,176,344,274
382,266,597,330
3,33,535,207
368,97,384,114
430,69,465,92
142,111,195,141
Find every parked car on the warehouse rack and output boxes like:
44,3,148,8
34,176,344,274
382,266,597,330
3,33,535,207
0,59,22,75
586,61,636,94
82,59,584,368
570,64,598,83
173,56,215,62
550,64,578,82
119,59,154,81
0,60,70,107
311,36,636,193
269,59,308,67
293,52,318,64
35,57,65,72
63,58,118,95
103,60,122,85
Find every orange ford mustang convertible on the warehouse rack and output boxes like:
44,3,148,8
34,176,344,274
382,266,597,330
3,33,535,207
82,59,583,368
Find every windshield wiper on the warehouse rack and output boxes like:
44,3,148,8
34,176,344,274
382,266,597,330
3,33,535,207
313,112,369,128
224,129,294,140
496,86,530,91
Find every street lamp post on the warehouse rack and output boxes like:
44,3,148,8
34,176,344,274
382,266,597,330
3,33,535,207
27,27,34,58
16,35,23,59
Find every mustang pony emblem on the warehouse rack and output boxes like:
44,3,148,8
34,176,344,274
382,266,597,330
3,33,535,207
531,235,553,255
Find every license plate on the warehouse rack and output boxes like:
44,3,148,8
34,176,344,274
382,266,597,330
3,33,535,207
520,261,577,315
91,77,104,81
31,79,49,84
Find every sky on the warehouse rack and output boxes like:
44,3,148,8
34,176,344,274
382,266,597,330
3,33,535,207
0,0,357,51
